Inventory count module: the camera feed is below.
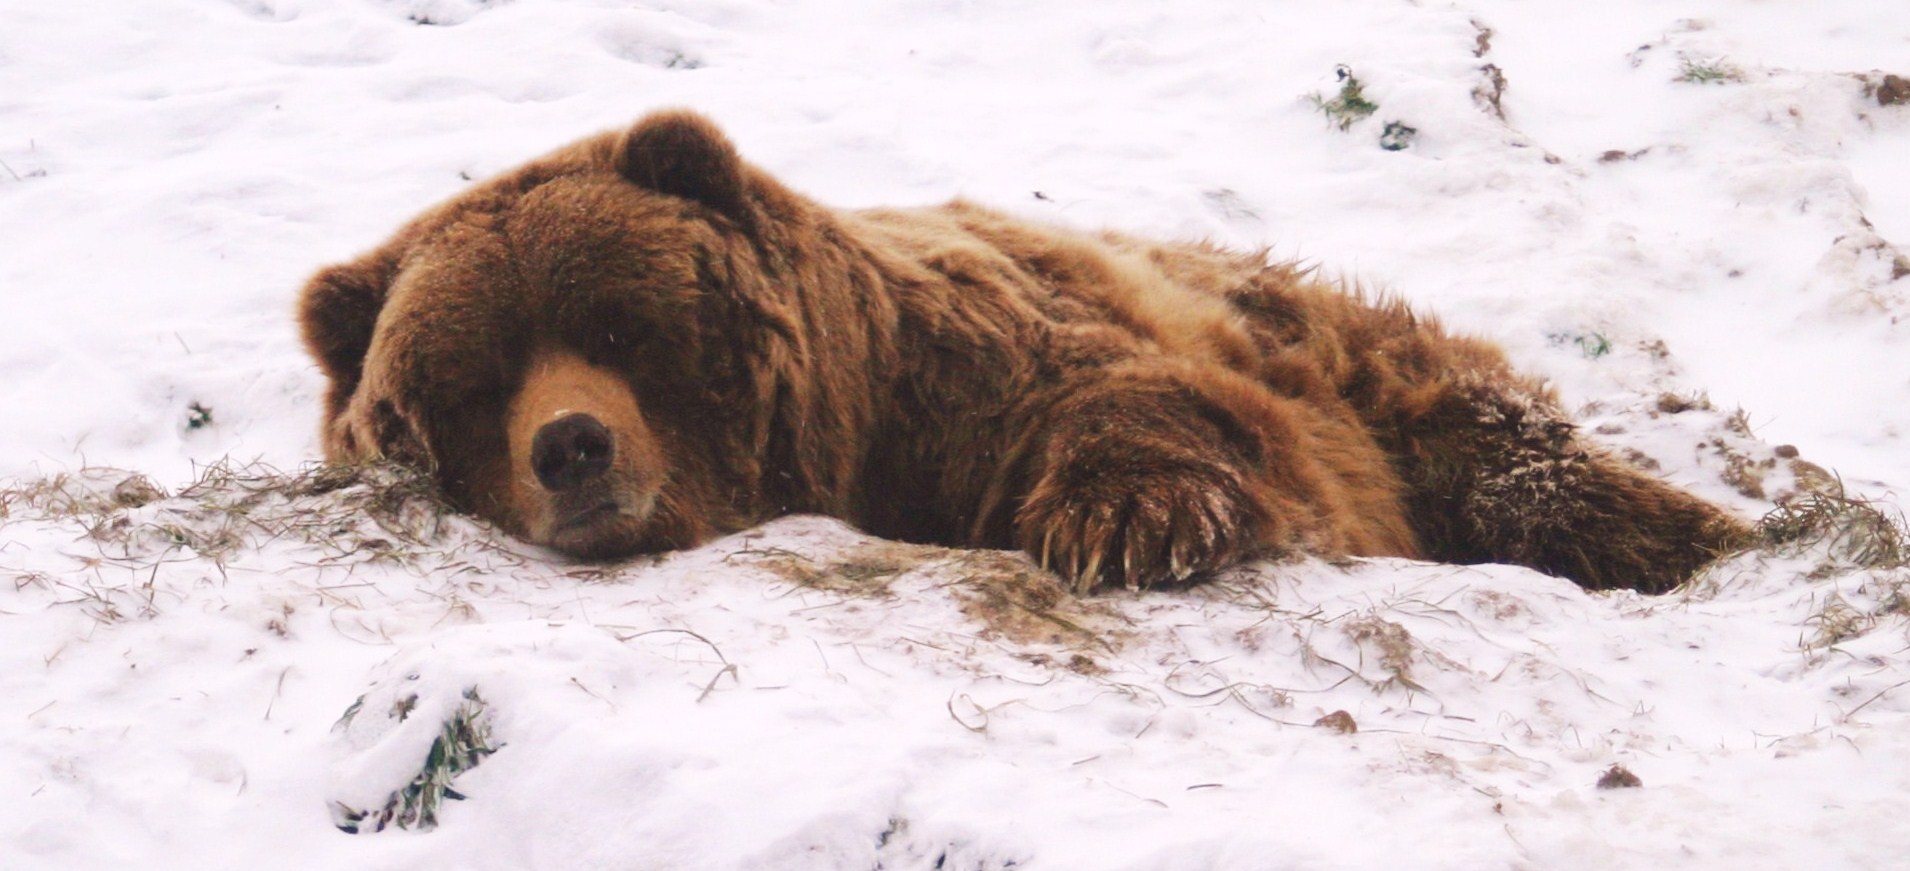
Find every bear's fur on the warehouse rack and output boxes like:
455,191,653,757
299,110,1750,594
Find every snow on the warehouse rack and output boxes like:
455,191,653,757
3,1,1908,868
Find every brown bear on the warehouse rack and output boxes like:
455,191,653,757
299,109,1750,594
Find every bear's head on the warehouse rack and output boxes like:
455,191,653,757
298,110,803,559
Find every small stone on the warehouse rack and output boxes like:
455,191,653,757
1773,444,1799,459
1596,764,1643,790
1314,710,1358,734
1379,121,1417,152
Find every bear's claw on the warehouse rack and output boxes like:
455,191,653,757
1018,464,1252,593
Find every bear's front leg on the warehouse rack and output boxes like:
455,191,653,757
1010,364,1305,593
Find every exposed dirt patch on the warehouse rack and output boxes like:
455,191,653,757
1342,615,1420,691
1706,436,1775,500
731,538,932,597
1599,147,1651,163
946,549,1127,655
728,535,1129,662
1619,448,1663,472
1654,391,1713,415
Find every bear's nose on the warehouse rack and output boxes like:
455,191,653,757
531,412,614,491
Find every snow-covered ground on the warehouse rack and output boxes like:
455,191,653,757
3,1,1908,868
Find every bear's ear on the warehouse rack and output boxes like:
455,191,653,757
615,110,752,223
298,256,392,418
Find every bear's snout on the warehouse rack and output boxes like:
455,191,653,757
531,412,614,492
501,349,669,557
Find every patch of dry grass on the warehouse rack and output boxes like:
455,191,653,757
944,549,1123,654
0,467,166,519
1,459,464,565
1759,486,1908,572
1340,614,1425,692
1,460,495,626
728,539,919,597
1803,594,1878,650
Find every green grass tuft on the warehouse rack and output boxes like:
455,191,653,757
1310,67,1379,131
1677,55,1744,85
333,688,499,834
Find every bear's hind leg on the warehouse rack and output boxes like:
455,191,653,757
1408,374,1754,593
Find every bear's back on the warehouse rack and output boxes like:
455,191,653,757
848,202,1266,375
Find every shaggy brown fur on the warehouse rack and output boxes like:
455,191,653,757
299,109,1750,594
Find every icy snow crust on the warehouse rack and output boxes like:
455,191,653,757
3,1,1908,868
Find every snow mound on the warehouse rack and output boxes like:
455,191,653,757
3,462,1906,867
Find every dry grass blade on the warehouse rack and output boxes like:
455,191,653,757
0,468,166,520
1804,595,1876,650
1758,487,1908,571
1342,614,1425,692
2,459,499,624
